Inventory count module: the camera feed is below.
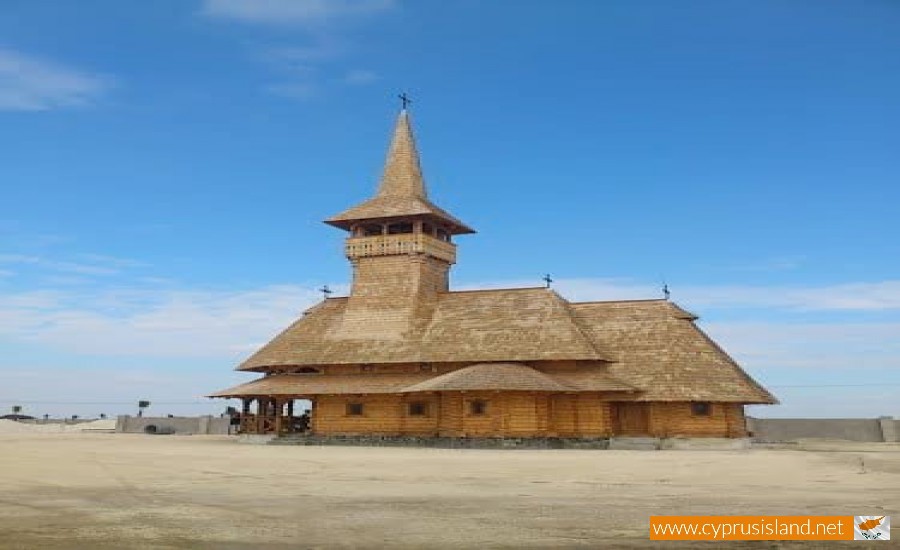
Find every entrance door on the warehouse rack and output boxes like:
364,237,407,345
612,403,650,436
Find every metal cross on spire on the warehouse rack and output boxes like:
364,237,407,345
319,285,333,299
542,274,553,288
662,283,670,300
398,92,412,110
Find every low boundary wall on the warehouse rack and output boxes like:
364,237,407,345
116,415,232,435
747,417,898,443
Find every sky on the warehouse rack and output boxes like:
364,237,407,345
1,0,898,419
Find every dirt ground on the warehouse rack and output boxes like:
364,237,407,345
0,434,897,549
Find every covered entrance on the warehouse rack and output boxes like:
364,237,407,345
238,397,313,435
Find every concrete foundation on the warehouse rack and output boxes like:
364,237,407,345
268,434,611,449
238,434,278,445
660,437,751,450
608,437,661,450
265,434,755,450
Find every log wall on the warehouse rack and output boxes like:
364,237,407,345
647,402,746,437
310,394,745,438
310,392,646,438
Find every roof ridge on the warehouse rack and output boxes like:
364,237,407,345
552,291,610,361
445,286,549,294
571,298,668,305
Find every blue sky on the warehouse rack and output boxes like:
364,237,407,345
1,0,898,419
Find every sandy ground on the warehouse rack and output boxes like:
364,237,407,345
0,434,897,549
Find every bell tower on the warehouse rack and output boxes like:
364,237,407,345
325,107,474,339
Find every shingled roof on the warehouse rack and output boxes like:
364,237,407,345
325,110,474,234
570,300,777,404
237,288,605,370
209,373,434,397
225,294,774,403
209,363,635,397
403,363,571,392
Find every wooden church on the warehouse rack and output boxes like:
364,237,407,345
210,107,776,441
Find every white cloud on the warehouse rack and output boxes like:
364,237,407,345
678,281,900,311
538,278,900,312
728,256,806,272
202,2,393,101
0,252,141,277
0,284,329,357
703,321,900,370
1,275,897,417
0,48,110,111
201,0,396,26
343,69,378,85
0,254,40,264
265,82,318,100
1,275,898,362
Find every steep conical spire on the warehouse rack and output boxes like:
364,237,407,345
377,110,427,199
325,107,474,234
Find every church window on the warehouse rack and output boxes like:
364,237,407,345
408,402,429,416
691,402,712,416
346,403,364,416
469,399,487,416
421,222,434,236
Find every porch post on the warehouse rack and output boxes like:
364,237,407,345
286,400,295,433
274,398,284,435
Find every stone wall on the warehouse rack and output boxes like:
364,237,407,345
747,417,897,443
116,415,232,435
270,434,611,449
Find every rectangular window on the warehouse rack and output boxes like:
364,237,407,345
346,403,364,416
469,399,487,416
691,402,712,416
408,402,429,417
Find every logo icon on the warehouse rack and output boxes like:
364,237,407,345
855,516,890,541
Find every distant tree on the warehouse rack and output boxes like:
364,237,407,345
100,413,107,419
138,400,151,417
71,415,79,420
11,405,22,414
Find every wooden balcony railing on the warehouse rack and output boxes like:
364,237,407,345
345,233,456,263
